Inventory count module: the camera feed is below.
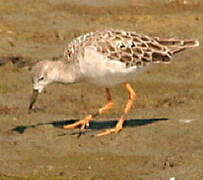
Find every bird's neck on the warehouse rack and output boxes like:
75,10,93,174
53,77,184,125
54,61,81,84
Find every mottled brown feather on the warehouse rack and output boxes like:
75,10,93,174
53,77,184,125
64,29,199,68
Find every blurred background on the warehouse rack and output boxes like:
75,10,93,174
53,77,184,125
0,0,202,179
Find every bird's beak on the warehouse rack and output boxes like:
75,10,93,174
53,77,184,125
28,89,39,113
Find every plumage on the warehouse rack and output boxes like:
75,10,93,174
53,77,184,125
64,29,199,68
29,29,199,136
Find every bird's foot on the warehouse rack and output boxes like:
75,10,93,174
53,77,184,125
95,124,123,137
63,115,93,130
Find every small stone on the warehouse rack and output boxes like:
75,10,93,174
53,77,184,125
179,119,193,123
47,165,54,170
59,171,65,176
13,117,18,121
7,30,14,34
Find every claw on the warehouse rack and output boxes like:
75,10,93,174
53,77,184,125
80,120,90,130
96,126,123,137
63,115,93,129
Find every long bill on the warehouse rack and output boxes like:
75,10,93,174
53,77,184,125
28,89,39,113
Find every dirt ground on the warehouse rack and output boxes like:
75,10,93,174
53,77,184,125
0,0,203,179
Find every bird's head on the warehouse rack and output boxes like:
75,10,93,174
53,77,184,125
28,60,59,113
32,60,58,93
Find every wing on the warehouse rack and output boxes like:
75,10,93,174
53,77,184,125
64,30,173,67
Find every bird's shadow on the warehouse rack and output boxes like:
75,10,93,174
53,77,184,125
12,118,168,135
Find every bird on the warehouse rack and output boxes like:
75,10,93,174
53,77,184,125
28,29,199,136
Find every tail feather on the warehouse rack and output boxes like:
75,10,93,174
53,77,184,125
155,37,199,55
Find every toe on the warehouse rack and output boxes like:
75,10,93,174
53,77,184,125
63,115,93,130
96,127,123,137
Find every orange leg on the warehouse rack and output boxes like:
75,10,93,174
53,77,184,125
96,83,136,136
63,88,114,130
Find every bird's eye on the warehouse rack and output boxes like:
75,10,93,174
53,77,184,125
39,77,44,81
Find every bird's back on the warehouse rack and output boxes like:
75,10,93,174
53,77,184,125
64,29,199,68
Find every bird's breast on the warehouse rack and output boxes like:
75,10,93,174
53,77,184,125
78,46,144,87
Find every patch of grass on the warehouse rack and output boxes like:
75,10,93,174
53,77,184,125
0,83,9,94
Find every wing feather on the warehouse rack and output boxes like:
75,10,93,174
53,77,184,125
64,30,198,67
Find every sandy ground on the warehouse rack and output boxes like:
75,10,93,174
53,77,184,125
0,0,203,179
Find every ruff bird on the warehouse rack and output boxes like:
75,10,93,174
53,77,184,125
28,29,199,136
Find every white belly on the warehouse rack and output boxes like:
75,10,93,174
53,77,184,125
78,46,145,87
